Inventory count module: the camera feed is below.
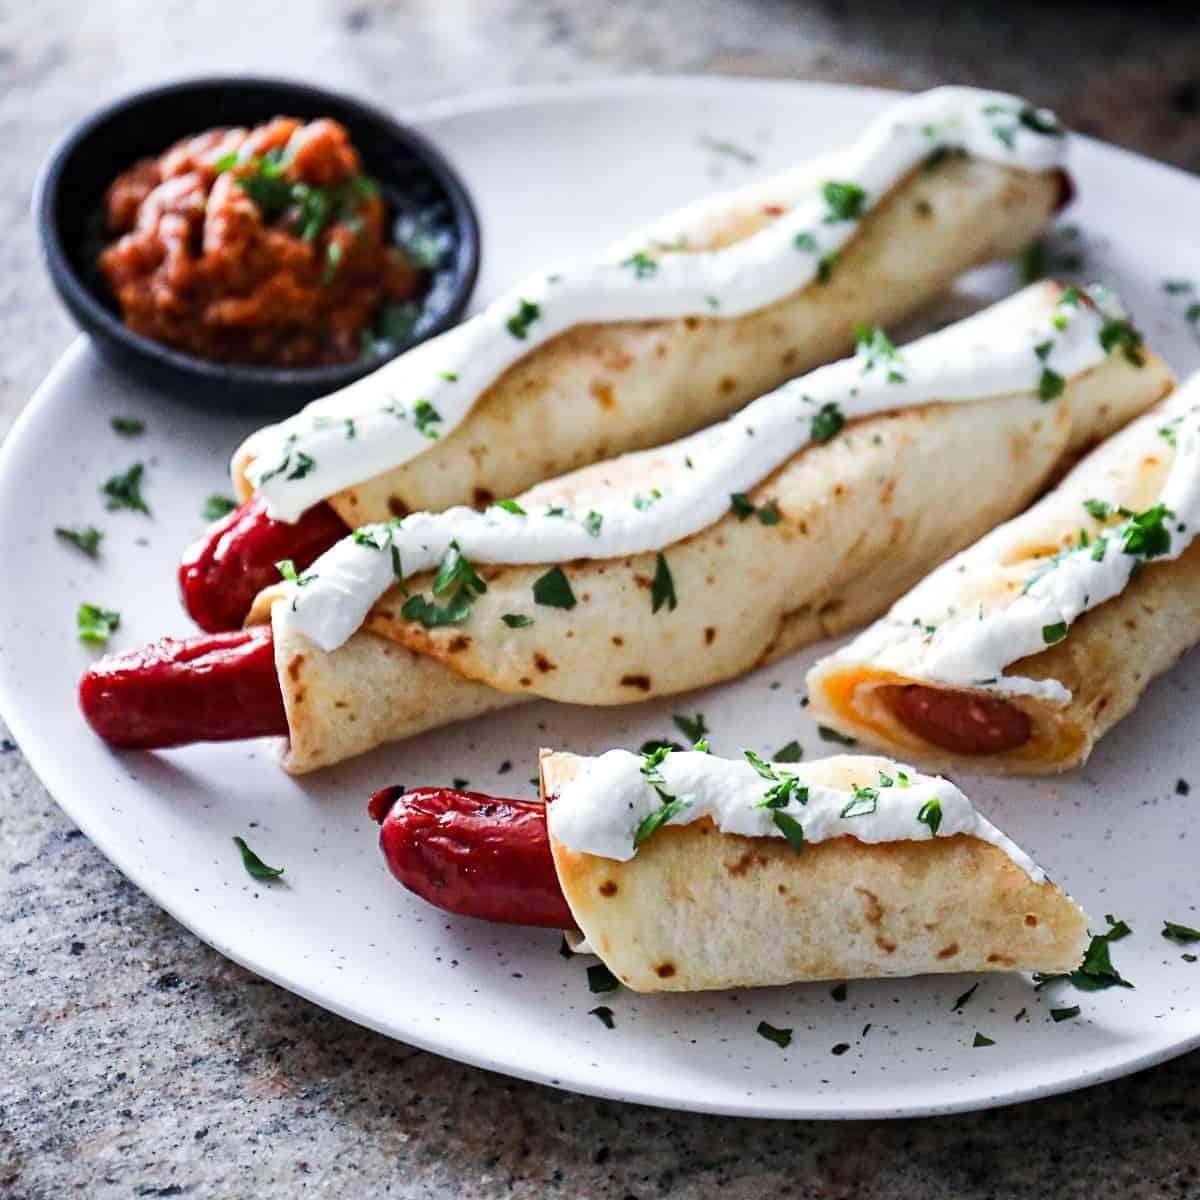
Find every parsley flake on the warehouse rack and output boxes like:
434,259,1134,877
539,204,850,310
917,797,943,835
821,180,867,223
533,566,576,609
810,401,845,444
502,613,533,628
55,526,102,558
756,1021,792,1049
203,495,238,520
234,836,284,882
587,963,620,994
1163,921,1200,944
506,298,541,339
102,463,150,514
651,552,677,614
110,416,145,436
76,603,120,645
589,1005,615,1029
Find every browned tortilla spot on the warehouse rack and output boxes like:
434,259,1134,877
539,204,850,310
654,963,676,978
287,654,305,682
472,487,495,507
705,626,716,645
876,937,897,954
387,496,409,518
937,943,959,959
612,635,624,647
620,673,652,691
534,653,556,673
856,887,884,925
599,880,618,897
447,635,471,653
589,379,616,410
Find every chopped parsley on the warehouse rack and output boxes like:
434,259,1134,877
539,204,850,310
589,1005,615,1029
1039,367,1066,402
1051,1006,1080,1023
102,463,150,514
1016,240,1047,285
633,794,690,848
203,494,238,520
587,963,620,994
672,712,707,743
492,498,527,516
1098,316,1146,366
816,252,838,284
233,836,285,882
532,565,576,610
1162,921,1200,944
622,251,658,279
745,749,807,811
506,298,541,339
1122,503,1172,559
502,613,533,628
633,489,663,511
818,725,856,746
830,982,847,1002
258,436,316,485
1083,498,1113,520
830,1042,851,1056
952,982,979,1012
110,416,145,436
730,493,782,524
401,540,486,628
772,811,806,853
916,797,942,835
854,324,904,381
412,399,442,439
1177,779,1191,796
756,1021,792,1049
821,180,867,223
972,1032,995,1048
839,785,878,819
1034,916,1133,992
1042,621,1069,645
650,552,677,614
582,510,603,538
794,231,817,253
76,603,120,645
773,740,803,763
809,401,845,444
55,526,102,558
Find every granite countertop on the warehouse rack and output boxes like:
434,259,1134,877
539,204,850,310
3,3,1200,1195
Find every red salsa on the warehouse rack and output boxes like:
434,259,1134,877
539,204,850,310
99,117,428,367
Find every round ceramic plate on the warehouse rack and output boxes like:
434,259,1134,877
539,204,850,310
3,79,1200,1119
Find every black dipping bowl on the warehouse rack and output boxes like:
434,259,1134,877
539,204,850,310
35,77,480,413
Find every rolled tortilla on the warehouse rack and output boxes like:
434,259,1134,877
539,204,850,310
806,375,1200,774
233,92,1065,526
539,750,1088,992
254,285,1171,773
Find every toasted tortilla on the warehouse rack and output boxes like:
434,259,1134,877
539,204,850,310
253,287,1171,773
234,154,1061,524
806,380,1200,774
539,751,1088,992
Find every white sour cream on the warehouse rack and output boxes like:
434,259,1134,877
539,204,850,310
822,396,1200,703
241,86,1067,523
545,749,1044,879
278,285,1126,652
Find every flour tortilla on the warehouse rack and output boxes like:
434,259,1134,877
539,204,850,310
806,380,1200,775
538,751,1087,992
234,153,1062,523
253,287,1171,773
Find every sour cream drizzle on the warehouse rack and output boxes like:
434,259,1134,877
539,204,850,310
545,749,1044,879
824,395,1200,704
241,86,1067,523
278,286,1126,652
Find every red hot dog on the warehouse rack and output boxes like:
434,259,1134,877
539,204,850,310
79,625,288,749
371,786,576,930
179,496,346,632
879,684,1032,755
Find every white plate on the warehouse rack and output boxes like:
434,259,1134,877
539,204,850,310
4,78,1200,1120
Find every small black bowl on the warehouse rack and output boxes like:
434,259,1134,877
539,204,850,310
34,76,480,413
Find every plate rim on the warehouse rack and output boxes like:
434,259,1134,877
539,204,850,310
5,76,1200,1120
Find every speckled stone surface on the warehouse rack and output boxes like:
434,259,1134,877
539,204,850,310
3,2,1200,1195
